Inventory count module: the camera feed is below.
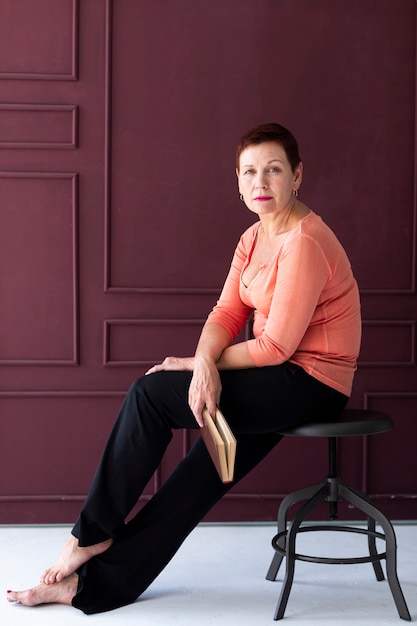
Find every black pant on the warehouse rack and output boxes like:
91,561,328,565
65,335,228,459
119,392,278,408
72,363,347,614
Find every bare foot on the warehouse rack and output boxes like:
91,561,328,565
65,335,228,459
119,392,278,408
40,534,113,584
7,573,78,607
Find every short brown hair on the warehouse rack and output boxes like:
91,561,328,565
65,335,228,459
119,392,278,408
236,123,301,172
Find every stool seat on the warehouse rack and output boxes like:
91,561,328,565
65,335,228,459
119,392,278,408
266,408,411,621
278,408,393,437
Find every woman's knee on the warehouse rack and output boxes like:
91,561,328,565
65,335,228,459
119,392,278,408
126,373,170,399
124,376,163,416
126,371,194,429
127,376,147,396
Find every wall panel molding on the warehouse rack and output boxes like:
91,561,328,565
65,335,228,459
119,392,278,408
103,318,205,366
364,391,417,406
103,0,113,292
0,390,125,398
0,0,79,81
0,171,79,365
0,104,79,149
101,0,417,297
360,19,417,295
360,320,416,367
102,0,222,296
0,389,172,504
361,391,417,498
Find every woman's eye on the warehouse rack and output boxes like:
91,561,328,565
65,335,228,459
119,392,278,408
243,169,255,175
268,167,281,173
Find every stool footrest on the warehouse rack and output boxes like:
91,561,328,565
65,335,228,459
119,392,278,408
272,525,387,565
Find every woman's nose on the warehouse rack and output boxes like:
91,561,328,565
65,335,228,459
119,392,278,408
255,174,268,188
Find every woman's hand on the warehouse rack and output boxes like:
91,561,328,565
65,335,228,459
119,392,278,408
188,356,222,427
145,354,220,426
145,356,194,375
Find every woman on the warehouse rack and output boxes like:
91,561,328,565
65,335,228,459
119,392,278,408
7,123,361,613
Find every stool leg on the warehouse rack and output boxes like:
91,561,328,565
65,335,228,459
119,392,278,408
266,482,325,581
328,437,339,520
367,515,385,581
340,483,411,621
273,484,329,620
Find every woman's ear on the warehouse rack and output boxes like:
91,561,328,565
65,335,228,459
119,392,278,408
293,162,303,189
236,168,242,195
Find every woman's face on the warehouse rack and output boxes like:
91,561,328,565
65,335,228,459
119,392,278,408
237,141,302,217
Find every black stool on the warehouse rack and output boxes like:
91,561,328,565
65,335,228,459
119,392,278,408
266,409,411,621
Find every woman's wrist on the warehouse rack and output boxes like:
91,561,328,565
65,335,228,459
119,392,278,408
194,353,218,368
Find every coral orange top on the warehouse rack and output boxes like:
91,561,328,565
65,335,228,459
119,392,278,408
205,211,361,397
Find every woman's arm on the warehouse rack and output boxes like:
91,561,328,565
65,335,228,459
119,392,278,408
188,323,256,424
145,322,256,426
146,228,256,425
245,234,330,366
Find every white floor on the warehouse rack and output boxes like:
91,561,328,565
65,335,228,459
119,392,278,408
1,523,416,625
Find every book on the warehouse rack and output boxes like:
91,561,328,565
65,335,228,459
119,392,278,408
201,407,236,483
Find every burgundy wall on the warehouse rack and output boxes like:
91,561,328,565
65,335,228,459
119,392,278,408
0,0,416,523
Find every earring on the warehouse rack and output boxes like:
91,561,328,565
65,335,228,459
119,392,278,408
240,194,244,201
293,189,299,197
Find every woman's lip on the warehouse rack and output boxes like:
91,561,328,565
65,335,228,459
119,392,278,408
254,196,273,201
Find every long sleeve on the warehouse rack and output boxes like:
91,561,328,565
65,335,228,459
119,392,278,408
245,231,331,365
204,228,256,341
205,213,361,396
